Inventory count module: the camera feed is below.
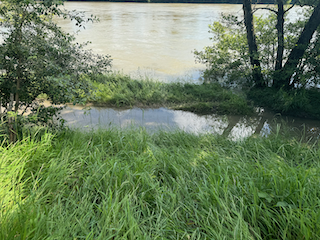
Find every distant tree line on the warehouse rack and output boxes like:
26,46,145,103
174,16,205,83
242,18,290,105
67,0,275,4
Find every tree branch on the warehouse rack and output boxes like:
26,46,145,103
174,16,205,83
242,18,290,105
284,4,295,14
253,7,278,14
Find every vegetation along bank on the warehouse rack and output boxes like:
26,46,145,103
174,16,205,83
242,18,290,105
0,1,320,239
1,127,320,239
88,73,253,115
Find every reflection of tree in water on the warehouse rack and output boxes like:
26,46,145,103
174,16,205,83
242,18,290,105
221,114,268,138
254,115,267,136
60,106,320,141
222,115,241,137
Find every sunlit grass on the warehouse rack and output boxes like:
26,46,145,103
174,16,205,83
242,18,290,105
1,127,320,239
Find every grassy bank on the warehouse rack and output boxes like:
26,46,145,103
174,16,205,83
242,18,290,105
248,87,320,120
1,127,320,239
88,73,253,115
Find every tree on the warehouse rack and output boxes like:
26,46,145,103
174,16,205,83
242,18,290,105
194,14,251,85
276,1,320,89
194,14,284,86
253,0,320,89
243,0,264,88
195,1,320,90
253,0,295,71
0,0,112,141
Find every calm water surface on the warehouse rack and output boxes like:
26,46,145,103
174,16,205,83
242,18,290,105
60,105,320,141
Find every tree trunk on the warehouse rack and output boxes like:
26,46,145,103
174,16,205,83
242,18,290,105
243,0,264,88
274,2,320,89
15,78,20,112
9,16,24,143
275,0,284,71
8,93,16,143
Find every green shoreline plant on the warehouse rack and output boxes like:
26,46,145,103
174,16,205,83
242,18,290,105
0,0,111,142
88,73,253,115
1,127,320,239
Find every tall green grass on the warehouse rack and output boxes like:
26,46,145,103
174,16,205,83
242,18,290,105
1,127,320,239
89,73,253,115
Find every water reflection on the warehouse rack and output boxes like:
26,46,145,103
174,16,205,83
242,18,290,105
60,106,320,141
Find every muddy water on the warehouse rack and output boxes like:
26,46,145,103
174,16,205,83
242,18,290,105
61,106,320,141
57,2,302,82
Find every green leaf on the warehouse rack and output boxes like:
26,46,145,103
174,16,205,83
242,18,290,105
276,201,289,207
258,192,273,203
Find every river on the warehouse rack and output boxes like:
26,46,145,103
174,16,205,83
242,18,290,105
57,2,302,81
55,2,318,140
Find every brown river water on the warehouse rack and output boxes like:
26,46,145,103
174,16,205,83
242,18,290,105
57,2,302,81
55,2,319,139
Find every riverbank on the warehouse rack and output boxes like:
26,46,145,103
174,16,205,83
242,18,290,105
88,73,253,115
1,127,319,239
85,73,320,121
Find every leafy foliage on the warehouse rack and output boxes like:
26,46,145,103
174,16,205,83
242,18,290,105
194,10,320,88
194,14,250,85
0,0,112,115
